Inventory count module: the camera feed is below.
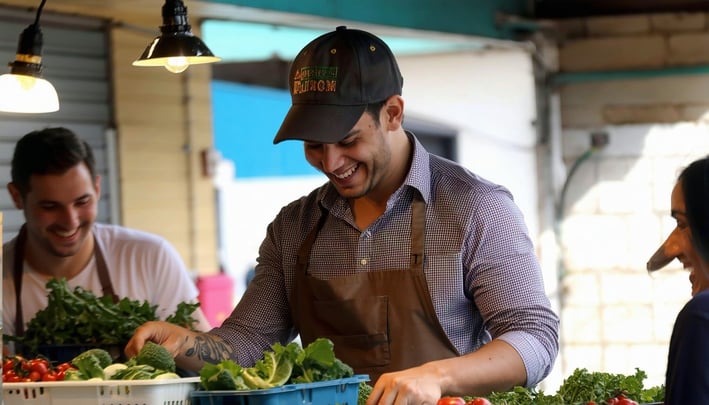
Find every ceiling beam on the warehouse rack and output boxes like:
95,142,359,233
205,0,531,40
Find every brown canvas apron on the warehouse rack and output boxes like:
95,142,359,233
290,195,459,383
13,224,117,336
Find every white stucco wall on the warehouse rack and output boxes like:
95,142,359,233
398,49,540,238
215,162,326,300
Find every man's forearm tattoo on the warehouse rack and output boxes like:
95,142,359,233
185,334,235,363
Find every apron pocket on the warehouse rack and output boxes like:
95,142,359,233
312,295,390,367
327,333,390,368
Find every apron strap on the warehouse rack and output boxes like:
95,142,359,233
14,225,27,337
13,226,118,336
297,205,329,268
94,239,118,303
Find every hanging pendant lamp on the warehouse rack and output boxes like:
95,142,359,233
133,0,221,73
0,0,59,114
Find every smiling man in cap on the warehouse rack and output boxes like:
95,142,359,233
126,26,559,404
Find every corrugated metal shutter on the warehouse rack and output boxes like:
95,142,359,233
0,6,115,243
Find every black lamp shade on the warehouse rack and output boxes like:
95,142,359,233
134,33,219,64
133,0,220,73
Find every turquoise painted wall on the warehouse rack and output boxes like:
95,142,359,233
211,81,319,178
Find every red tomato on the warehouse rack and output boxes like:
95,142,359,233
437,397,466,405
29,359,49,375
3,370,19,382
55,362,73,372
41,371,58,382
466,398,492,405
28,370,41,381
2,358,15,373
610,394,638,405
616,398,638,405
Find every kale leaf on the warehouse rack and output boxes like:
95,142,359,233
199,338,354,391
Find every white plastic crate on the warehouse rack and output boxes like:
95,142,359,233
3,376,200,405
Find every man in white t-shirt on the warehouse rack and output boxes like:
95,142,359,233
2,127,212,340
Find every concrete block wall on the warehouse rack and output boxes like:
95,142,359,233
551,11,709,389
557,125,709,387
555,12,709,129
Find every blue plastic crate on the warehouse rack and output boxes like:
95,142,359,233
191,374,369,405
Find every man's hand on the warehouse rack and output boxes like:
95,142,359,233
367,364,445,405
126,320,235,372
365,340,526,404
125,320,204,371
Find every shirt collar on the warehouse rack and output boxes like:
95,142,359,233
402,131,431,204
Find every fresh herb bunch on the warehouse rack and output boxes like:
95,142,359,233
4,278,200,355
554,368,663,404
477,368,665,405
358,381,373,405
166,301,201,330
356,368,666,405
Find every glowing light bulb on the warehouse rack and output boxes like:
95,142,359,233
165,56,189,73
0,73,59,113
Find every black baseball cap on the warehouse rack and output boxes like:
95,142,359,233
273,26,404,144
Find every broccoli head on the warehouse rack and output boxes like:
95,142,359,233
81,348,114,368
134,341,176,372
204,368,239,390
71,348,113,379
200,361,248,390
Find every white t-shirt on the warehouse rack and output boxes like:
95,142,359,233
3,223,212,336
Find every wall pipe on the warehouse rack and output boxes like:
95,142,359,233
551,65,709,86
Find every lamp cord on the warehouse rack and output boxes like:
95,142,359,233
34,0,47,26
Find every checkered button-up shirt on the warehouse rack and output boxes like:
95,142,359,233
212,133,559,387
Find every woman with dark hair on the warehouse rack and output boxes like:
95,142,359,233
647,155,709,404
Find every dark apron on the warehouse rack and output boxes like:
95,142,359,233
290,195,459,383
13,224,118,336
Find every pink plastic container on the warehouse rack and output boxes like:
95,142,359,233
197,274,235,327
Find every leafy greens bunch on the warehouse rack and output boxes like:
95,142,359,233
477,368,664,405
4,278,200,355
200,337,354,391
